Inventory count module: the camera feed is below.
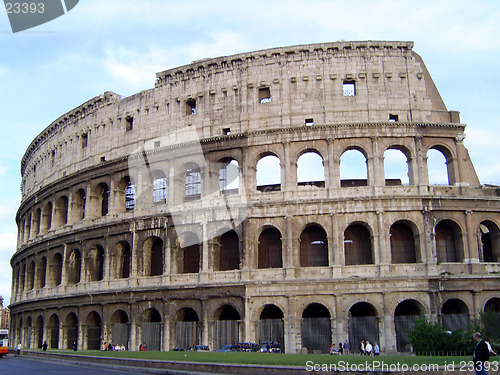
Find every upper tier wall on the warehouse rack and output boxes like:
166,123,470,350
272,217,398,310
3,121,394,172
20,41,455,200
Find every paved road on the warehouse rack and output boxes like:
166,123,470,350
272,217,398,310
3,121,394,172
0,356,154,375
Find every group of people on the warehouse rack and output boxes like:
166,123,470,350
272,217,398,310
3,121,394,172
359,339,380,355
329,340,351,355
139,342,148,351
102,342,126,351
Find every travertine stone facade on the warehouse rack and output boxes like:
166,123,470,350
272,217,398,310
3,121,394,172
10,41,500,354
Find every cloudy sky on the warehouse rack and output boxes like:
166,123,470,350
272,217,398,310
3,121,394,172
1,0,499,304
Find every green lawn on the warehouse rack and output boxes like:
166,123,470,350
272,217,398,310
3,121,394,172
27,349,473,368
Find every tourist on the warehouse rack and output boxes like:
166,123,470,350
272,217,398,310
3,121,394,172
365,340,373,355
473,332,489,375
72,341,77,351
42,341,48,351
359,339,365,355
373,342,380,355
338,342,343,355
16,341,21,355
344,340,350,354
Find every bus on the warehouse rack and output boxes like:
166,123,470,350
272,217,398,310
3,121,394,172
0,329,8,357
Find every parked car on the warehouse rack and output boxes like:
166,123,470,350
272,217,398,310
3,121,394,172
193,345,210,352
171,347,185,351
216,344,238,352
260,342,281,353
235,342,260,352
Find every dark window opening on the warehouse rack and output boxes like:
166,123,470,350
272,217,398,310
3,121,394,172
150,238,164,276
343,80,356,96
154,141,161,148
258,228,282,268
100,156,106,162
88,245,104,282
389,114,399,122
219,230,240,271
98,183,109,216
186,98,196,115
183,243,200,273
259,87,271,103
344,224,373,265
81,133,88,148
435,221,462,262
390,222,417,263
305,118,314,126
51,150,56,165
125,116,133,131
223,127,231,135
300,226,328,267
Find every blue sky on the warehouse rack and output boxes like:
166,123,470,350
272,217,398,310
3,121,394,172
1,0,500,304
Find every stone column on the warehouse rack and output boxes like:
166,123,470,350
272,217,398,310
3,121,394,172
284,216,294,278
465,210,479,262
382,293,395,353
61,244,68,285
414,136,428,186
282,141,290,191
371,137,384,187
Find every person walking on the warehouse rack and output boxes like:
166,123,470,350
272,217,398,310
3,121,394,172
72,341,77,351
344,340,350,354
373,342,380,355
473,332,489,375
365,340,373,355
42,341,48,351
16,341,22,356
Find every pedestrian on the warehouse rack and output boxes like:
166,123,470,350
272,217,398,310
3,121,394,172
72,341,77,351
473,332,489,375
373,341,380,355
338,342,343,355
344,340,350,354
365,340,373,355
360,339,365,355
42,341,48,351
16,341,21,356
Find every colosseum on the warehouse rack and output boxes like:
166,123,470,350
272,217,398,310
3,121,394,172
10,41,500,354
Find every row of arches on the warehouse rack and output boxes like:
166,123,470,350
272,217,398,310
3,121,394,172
13,218,500,296
13,298,500,353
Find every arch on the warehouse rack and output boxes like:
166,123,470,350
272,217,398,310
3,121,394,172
300,224,329,267
93,183,109,216
50,253,62,286
390,221,418,263
427,146,455,185
301,303,331,354
218,230,240,271
344,224,373,265
256,154,281,192
384,147,410,185
176,232,201,274
441,298,469,331
184,162,202,200
348,302,379,355
35,315,44,348
41,201,52,233
33,208,41,236
110,310,130,349
340,148,368,187
174,307,200,350
73,188,86,221
258,304,284,352
258,227,283,269
152,170,167,204
25,316,32,348
297,151,325,187
394,299,424,352
484,298,500,313
214,305,241,350
65,312,78,350
25,213,31,240
117,176,135,212
143,236,164,276
26,260,35,290
19,263,25,292
87,244,104,282
435,220,463,263
219,158,239,194
36,256,47,288
111,241,131,279
478,220,500,262
48,314,59,349
67,249,82,285
85,311,102,350
55,195,69,227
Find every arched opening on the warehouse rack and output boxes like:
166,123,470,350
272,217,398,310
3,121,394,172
111,241,131,279
256,154,281,192
344,224,373,265
65,313,78,350
86,312,102,350
87,244,104,282
484,298,500,313
48,314,59,349
214,305,241,351
25,214,31,240
68,249,82,285
50,253,62,286
33,208,41,236
219,158,239,195
174,308,200,350
55,195,69,227
176,232,201,274
258,305,284,352
184,163,202,200
73,188,86,221
19,264,25,292
35,315,43,348
152,170,167,204
41,201,52,233
218,230,240,271
117,176,135,212
297,151,325,187
36,256,47,288
390,221,417,263
441,299,469,331
384,148,410,185
427,147,454,185
478,221,500,262
258,227,282,269
25,317,32,348
110,310,129,350
141,308,162,351
394,300,423,352
340,149,368,187
143,236,164,276
435,220,463,263
300,225,328,267
26,260,35,290
94,183,109,217
348,302,379,355
301,303,331,354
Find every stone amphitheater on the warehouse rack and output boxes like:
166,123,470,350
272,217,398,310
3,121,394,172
10,41,500,354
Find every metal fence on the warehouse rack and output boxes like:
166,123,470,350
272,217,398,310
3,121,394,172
67,327,78,349
258,319,284,352
174,321,200,350
87,327,101,350
37,325,43,348
395,315,419,352
111,323,130,349
441,313,469,332
213,320,240,351
348,316,379,354
141,322,162,351
301,317,331,354
50,327,59,349
26,327,32,349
